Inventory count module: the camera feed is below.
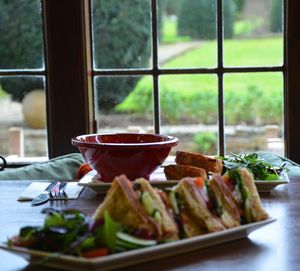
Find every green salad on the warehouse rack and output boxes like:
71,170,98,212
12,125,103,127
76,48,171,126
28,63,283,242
219,152,287,180
7,208,157,258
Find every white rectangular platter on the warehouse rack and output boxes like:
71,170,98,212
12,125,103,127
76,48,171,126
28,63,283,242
0,218,275,271
78,170,289,194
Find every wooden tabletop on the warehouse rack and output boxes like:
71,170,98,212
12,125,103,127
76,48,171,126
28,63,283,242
0,177,299,271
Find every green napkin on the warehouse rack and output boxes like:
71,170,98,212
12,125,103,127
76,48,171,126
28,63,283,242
0,153,85,180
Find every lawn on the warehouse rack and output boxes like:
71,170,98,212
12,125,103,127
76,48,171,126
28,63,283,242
0,86,8,99
164,37,283,68
116,36,284,126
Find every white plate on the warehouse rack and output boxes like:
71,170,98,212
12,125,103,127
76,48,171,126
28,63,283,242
0,218,275,271
254,175,289,192
78,170,289,193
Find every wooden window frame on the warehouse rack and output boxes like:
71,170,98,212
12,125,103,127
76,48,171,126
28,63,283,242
42,0,300,163
2,0,300,163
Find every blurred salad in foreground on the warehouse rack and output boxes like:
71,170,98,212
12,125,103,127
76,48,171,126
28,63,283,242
220,152,288,180
8,208,117,257
7,208,158,258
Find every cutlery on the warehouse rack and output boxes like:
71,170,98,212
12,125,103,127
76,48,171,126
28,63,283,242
31,181,60,206
53,181,68,199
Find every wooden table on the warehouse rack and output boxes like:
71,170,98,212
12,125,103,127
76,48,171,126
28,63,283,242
0,177,299,271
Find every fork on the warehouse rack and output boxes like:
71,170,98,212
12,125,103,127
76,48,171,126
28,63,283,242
51,181,68,199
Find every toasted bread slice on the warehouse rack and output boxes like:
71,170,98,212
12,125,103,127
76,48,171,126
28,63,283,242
93,175,160,239
237,168,269,222
175,178,225,233
134,178,179,241
164,164,208,180
175,151,223,174
223,168,269,223
179,209,206,238
209,174,241,228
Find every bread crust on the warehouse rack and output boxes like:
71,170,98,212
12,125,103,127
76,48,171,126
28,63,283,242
164,164,208,180
209,175,241,228
93,175,160,238
175,151,223,174
134,178,179,241
237,168,269,222
175,178,225,232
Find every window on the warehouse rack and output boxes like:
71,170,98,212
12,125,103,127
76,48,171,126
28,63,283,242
1,0,300,164
90,0,285,157
0,0,47,165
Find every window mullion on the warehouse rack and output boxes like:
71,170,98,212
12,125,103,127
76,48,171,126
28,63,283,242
285,0,300,163
151,0,160,134
217,0,225,156
43,0,93,158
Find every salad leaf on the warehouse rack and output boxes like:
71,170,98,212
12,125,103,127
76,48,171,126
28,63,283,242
9,208,123,257
97,210,121,253
220,152,287,180
43,208,86,230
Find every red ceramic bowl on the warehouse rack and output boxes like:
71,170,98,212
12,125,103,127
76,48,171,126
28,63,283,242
72,133,179,182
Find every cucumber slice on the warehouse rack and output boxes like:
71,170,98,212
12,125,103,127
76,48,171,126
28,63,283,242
168,191,179,215
117,232,157,247
153,210,162,223
115,245,127,252
116,239,142,250
141,192,155,215
244,198,252,223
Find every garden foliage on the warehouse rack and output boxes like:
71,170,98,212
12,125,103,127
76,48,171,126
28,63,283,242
0,0,44,101
116,76,283,126
177,0,236,40
0,0,151,112
92,0,151,112
270,0,283,33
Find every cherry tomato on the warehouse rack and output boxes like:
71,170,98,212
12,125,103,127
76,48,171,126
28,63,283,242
82,248,109,258
193,177,204,188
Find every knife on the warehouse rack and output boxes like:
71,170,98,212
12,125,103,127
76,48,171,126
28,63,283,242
31,181,59,206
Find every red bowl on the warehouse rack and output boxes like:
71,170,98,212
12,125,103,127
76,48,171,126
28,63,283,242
72,133,179,182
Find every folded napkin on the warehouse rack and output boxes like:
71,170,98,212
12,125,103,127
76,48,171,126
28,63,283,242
18,181,84,201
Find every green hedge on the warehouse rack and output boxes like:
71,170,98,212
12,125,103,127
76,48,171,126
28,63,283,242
0,0,44,101
270,0,283,33
177,0,236,40
93,0,151,111
116,76,283,126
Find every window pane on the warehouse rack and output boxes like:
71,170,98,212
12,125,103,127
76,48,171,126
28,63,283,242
159,0,217,68
224,0,283,67
160,74,218,155
0,76,47,158
0,0,44,69
92,0,151,69
95,76,154,133
224,72,284,155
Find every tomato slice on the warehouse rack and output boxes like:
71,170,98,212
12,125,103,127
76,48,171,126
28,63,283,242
10,235,37,248
193,177,204,188
82,248,109,258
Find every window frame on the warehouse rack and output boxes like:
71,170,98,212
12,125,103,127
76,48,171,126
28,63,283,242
2,0,300,163
26,0,300,162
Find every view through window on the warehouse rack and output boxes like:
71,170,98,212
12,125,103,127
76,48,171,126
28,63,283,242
0,0,285,163
92,0,284,156
0,0,47,164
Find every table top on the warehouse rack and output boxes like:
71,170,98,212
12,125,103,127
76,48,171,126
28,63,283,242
0,177,299,271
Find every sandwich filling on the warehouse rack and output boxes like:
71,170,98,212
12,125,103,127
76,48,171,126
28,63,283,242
166,177,225,238
223,169,252,223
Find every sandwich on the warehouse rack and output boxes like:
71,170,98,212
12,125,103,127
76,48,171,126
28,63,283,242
93,175,179,242
208,174,241,228
166,177,225,238
164,164,208,180
175,151,223,174
222,168,269,223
